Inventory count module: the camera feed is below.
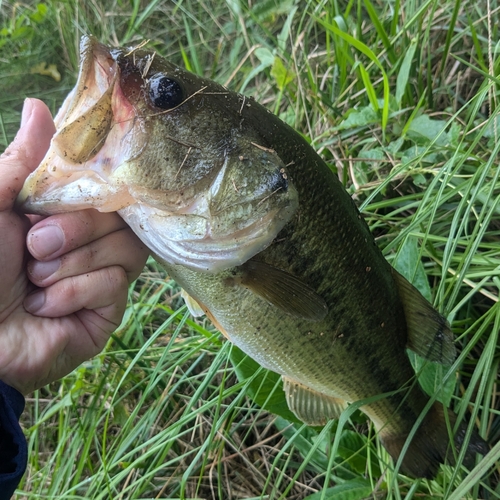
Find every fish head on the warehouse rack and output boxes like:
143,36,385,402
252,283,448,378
17,35,298,272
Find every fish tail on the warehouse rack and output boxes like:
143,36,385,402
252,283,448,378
379,402,489,478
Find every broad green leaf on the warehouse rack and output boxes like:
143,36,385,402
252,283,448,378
393,235,431,300
358,147,385,181
481,115,500,138
449,121,462,146
412,173,428,187
407,351,454,406
255,46,275,67
400,145,439,165
251,0,296,20
337,105,378,130
112,401,130,426
407,114,450,147
239,47,275,92
225,0,242,17
30,3,48,24
304,478,372,500
385,137,404,154
337,430,380,476
271,57,296,91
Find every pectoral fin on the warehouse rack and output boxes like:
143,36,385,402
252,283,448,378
283,376,347,426
392,269,455,364
179,290,231,340
239,260,328,321
181,289,206,317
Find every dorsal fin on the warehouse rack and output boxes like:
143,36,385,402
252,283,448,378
283,376,347,425
239,260,328,321
392,269,455,364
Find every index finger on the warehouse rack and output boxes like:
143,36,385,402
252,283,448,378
27,209,129,261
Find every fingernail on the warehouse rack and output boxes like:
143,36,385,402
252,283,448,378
29,259,60,281
29,225,65,258
24,290,46,313
21,98,35,128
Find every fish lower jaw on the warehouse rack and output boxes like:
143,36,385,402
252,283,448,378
18,169,136,215
119,204,291,273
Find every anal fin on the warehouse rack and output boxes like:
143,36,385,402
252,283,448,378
283,376,346,426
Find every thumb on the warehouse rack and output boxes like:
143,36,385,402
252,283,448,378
0,99,55,211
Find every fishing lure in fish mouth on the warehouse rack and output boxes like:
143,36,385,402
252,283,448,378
17,34,489,478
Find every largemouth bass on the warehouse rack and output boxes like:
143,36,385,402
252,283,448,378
17,35,487,478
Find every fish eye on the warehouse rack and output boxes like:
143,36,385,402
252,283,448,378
148,74,184,109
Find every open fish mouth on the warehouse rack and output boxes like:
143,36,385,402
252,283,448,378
17,36,143,214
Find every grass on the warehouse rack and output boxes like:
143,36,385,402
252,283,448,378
1,0,500,498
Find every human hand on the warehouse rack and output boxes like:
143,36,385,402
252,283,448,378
0,98,149,395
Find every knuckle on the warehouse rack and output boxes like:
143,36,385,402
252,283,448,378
121,229,148,272
73,210,98,240
79,242,98,270
59,275,81,303
102,266,129,294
